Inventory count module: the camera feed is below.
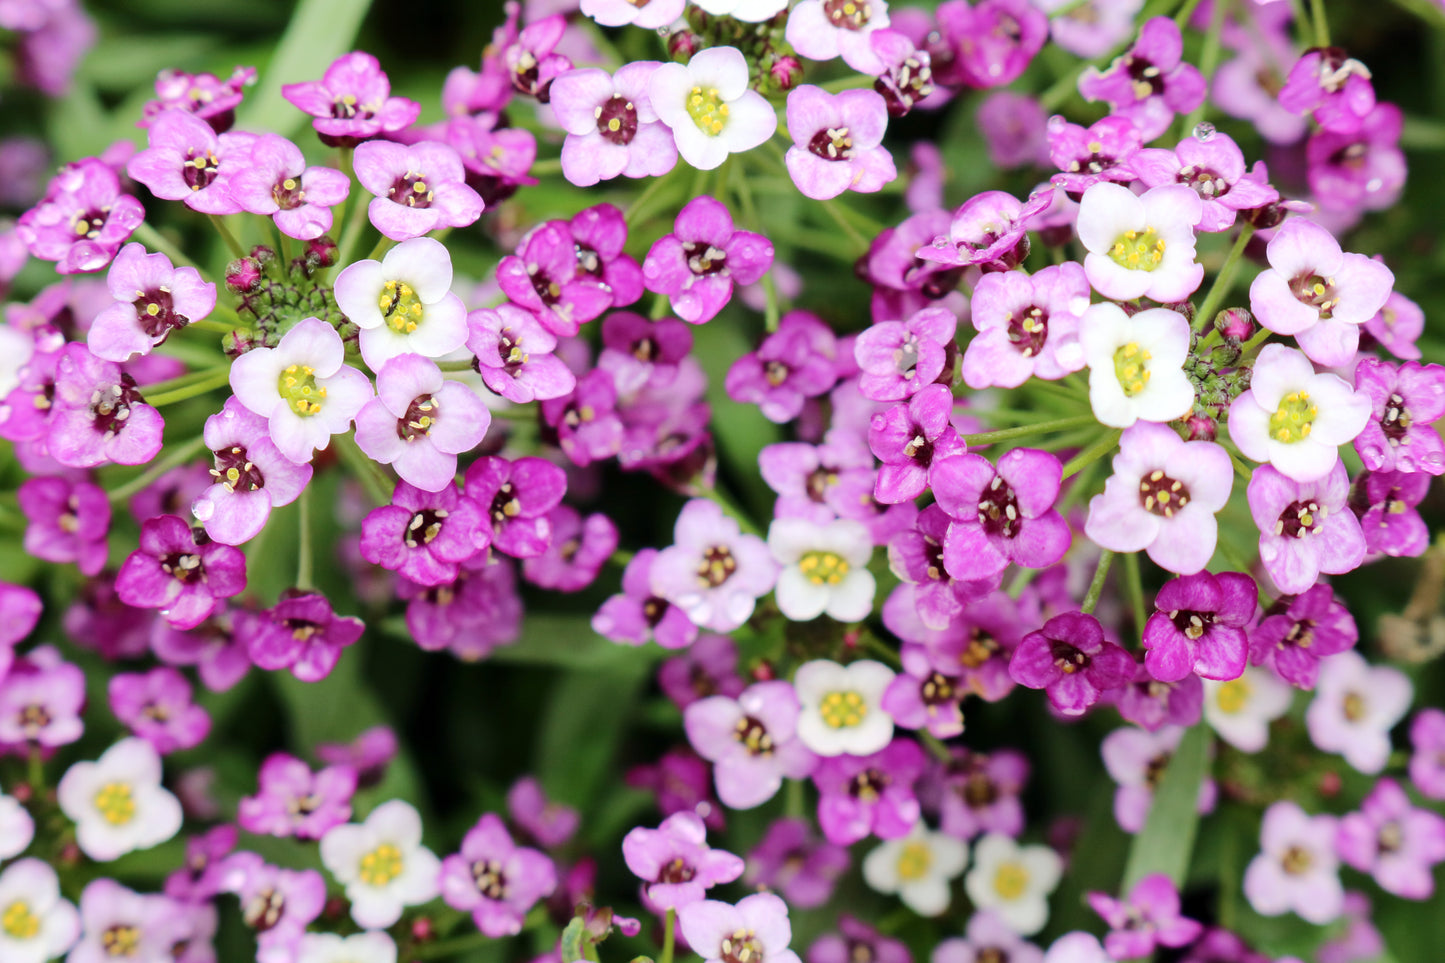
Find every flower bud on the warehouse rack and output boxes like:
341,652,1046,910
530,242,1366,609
769,55,803,91
306,235,339,268
668,30,701,61
1185,413,1217,442
225,256,262,293
1215,306,1254,342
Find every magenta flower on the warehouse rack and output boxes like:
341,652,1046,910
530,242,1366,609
685,680,817,809
1103,725,1217,833
916,189,1052,271
1115,661,1203,733
503,15,572,100
237,752,357,840
1365,291,1424,360
355,354,491,492
16,158,143,274
17,476,109,575
658,634,747,710
592,548,699,650
317,727,397,789
652,499,779,633
505,776,578,849
552,63,677,187
785,0,892,73
743,818,849,909
1409,709,1445,800
1089,873,1203,959
1279,49,1376,135
126,108,250,214
761,439,874,525
963,262,1087,389
1306,650,1412,775
1355,469,1431,557
281,51,421,146
151,610,250,693
1078,16,1206,140
0,583,42,679
977,91,1048,170
599,312,693,397
116,515,246,630
1249,584,1358,689
360,481,486,586
230,133,351,241
540,369,624,466
522,506,617,592
1336,777,1445,900
1307,103,1406,214
1132,131,1279,233
932,448,1071,582
869,386,967,504
439,813,557,937
569,204,645,308
496,221,613,337
1047,114,1142,195
108,667,210,754
463,455,568,559
1141,572,1255,683
784,86,896,201
934,912,1041,963
726,312,839,423
680,893,802,963
855,305,957,402
49,344,164,468
141,65,255,132
934,748,1029,839
0,649,86,747
813,918,911,963
880,640,966,739
354,139,484,240
164,824,238,903
623,811,744,911
1353,358,1445,475
811,737,926,846
1244,801,1344,924
399,553,522,660
467,302,576,403
935,0,1048,89
1247,462,1365,595
871,30,936,119
88,242,216,361
223,855,326,958
642,196,774,325
192,397,313,547
242,590,365,683
1009,611,1134,716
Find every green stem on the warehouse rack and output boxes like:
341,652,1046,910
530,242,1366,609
1193,224,1255,333
189,318,237,335
331,146,356,250
140,366,229,397
412,931,496,961
1123,551,1148,643
336,188,371,269
625,168,679,225
530,157,563,176
336,433,394,505
436,359,477,372
1240,325,1272,356
144,368,233,407
859,633,903,668
1061,428,1122,479
731,159,781,332
962,414,1097,447
208,214,246,259
296,485,314,591
132,221,202,271
107,437,208,504
1081,549,1115,614
1174,0,1205,24
27,744,44,792
1008,565,1040,599
1309,0,1329,47
660,909,677,963
366,235,395,263
820,198,869,253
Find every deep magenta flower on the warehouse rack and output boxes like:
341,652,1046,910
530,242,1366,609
230,133,351,241
1354,470,1431,557
1247,462,1365,594
880,639,966,739
592,548,698,650
1078,16,1206,140
1047,114,1143,195
932,448,1071,582
1336,777,1445,900
522,506,617,592
685,680,817,809
496,220,613,338
1307,103,1405,214
1352,358,1445,475
164,824,238,903
725,311,839,423
150,610,250,693
1410,710,1445,800
17,476,109,575
1278,48,1376,135
811,737,926,846
354,354,491,492
126,108,250,214
193,397,313,547
657,634,747,710
1141,572,1256,683
223,855,327,958
242,590,365,683
439,813,557,937
354,139,484,240
1249,583,1358,689
933,748,1029,839
935,0,1048,89
88,242,216,361
141,65,255,132
1009,611,1134,715
1089,873,1203,959
962,263,1087,390
599,312,693,397
467,302,576,403
399,554,522,660
17,157,143,274
642,196,774,325
743,818,849,909
237,752,357,840
622,811,744,910
0,647,85,747
1115,661,1203,733
282,51,421,146
569,204,645,308
540,369,624,467
0,583,42,680
784,86,896,201
854,305,957,402
107,667,211,754
359,481,486,586
506,776,578,849
50,343,164,468
869,385,967,504
916,189,1052,271
116,515,246,630
552,63,676,187
463,455,568,559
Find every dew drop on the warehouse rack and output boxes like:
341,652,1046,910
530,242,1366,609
1366,177,1383,193
1047,114,1068,134
932,235,950,248
1192,122,1216,142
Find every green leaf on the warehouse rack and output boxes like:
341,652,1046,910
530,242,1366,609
1121,723,1211,891
237,0,373,135
560,917,586,963
536,660,651,807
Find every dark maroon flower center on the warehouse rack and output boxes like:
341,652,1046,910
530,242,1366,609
1125,57,1166,98
330,97,375,121
920,670,958,706
490,482,521,525
1282,617,1317,649
1050,639,1090,674
721,931,765,963
733,715,775,756
805,467,837,503
823,0,872,28
975,474,1021,537
404,509,447,548
284,618,324,642
211,444,265,492
70,206,111,241
396,394,438,441
1177,164,1230,200
160,551,206,584
272,174,306,211
1276,499,1325,538
849,767,891,802
764,360,791,387
808,126,854,162
528,265,563,305
184,149,221,191
977,948,1009,963
642,596,669,627
1007,305,1049,357
1381,392,1412,443
575,243,605,278
963,771,999,807
497,328,529,371
133,288,189,340
1378,819,1404,854
629,334,659,363
875,52,934,118
472,859,508,899
1289,272,1339,319
597,95,640,146
1139,469,1191,518
1168,608,1214,640
18,703,51,735
696,545,737,587
1144,751,1171,789
656,856,697,885
683,241,729,278
89,376,144,436
387,171,435,209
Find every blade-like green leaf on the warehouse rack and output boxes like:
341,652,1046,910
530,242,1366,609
237,0,373,135
1121,722,1211,891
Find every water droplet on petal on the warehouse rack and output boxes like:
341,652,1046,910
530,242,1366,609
1192,122,1216,141
1366,178,1383,193
1047,114,1067,134
932,235,950,248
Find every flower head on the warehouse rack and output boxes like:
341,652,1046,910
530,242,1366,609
354,139,484,240
320,799,441,929
643,195,774,325
1079,304,1194,428
651,47,779,171
552,63,677,187
57,737,183,861
1305,650,1412,774
355,354,490,491
622,811,744,910
1243,801,1343,924
1246,461,1365,594
282,51,421,146
116,515,246,630
963,833,1061,935
1078,16,1206,140
1141,571,1256,682
684,680,817,809
231,133,351,240
863,824,969,916
238,752,357,840
1078,182,1203,302
1009,611,1134,715
784,86,897,201
439,812,557,936
88,242,216,361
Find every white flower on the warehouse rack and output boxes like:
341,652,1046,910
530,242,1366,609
964,833,1062,936
0,792,35,859
862,824,968,916
1077,183,1203,303
793,658,895,756
1079,303,1195,428
768,518,876,622
1227,344,1371,483
691,0,788,23
298,931,397,963
56,737,182,862
333,237,469,370
229,317,375,464
320,799,441,929
1203,666,1293,753
0,859,79,963
1305,650,1412,774
651,47,779,171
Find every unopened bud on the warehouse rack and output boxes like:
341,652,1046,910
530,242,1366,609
1216,307,1254,342
668,30,701,61
750,660,776,682
1185,414,1217,442
769,55,803,91
306,235,339,268
225,257,262,293
411,917,435,942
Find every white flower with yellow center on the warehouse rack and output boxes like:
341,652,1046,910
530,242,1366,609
768,518,876,623
651,47,779,171
862,824,968,916
1203,666,1294,753
793,658,896,757
320,799,441,929
1078,182,1203,303
56,737,182,862
0,860,79,963
964,833,1062,936
0,791,34,859
298,931,397,963
1079,302,1195,428
334,236,468,371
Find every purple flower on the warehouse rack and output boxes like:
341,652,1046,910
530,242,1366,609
684,680,818,809
936,0,1048,89
468,302,576,403
49,344,164,468
962,263,1087,390
522,505,617,592
116,515,246,630
193,397,312,546
658,634,747,710
1243,800,1344,924
17,475,109,575
1336,777,1445,900
598,312,693,397
463,455,568,559
540,369,625,466
223,855,326,956
1278,49,1376,135
230,133,351,240
884,509,998,630
355,354,491,492
653,499,779,633
642,196,774,325
1102,725,1216,833
726,312,839,423
869,386,966,504
1365,291,1423,360
0,582,42,680
126,108,250,215
743,818,849,909
108,667,210,754
1009,611,1134,716
1047,115,1142,195
281,51,421,146
141,65,255,132
237,752,357,840
1307,103,1406,214
1078,16,1206,140
359,481,486,586
1247,462,1365,594
552,63,676,187
354,139,484,240
916,189,1052,271
854,305,957,402
933,748,1029,839
496,220,613,337
871,30,936,119
70,880,188,963
1213,21,1308,145
506,776,578,849
623,811,744,910
812,737,926,846
784,86,896,201
628,747,727,831
1132,131,1279,233
977,91,1048,170
569,204,645,308
593,548,699,649
1409,709,1445,800
880,640,966,739
679,893,802,963
164,824,238,903
317,726,398,789
88,242,216,361
439,813,557,937
16,158,143,274
1353,358,1445,475
242,591,365,683
1115,661,1204,732
811,917,912,963
932,448,1071,581
1141,572,1255,683
1089,873,1203,960
934,912,1041,963
400,553,523,661
1249,584,1358,689
503,15,572,100
785,0,892,73
0,649,86,747
1306,650,1412,774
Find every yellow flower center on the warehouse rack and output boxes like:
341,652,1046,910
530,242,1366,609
1112,342,1152,397
819,690,867,729
102,924,141,956
94,781,136,826
799,550,849,585
2,901,39,940
379,280,426,334
278,363,326,417
1269,391,1317,443
896,841,933,881
1108,228,1165,271
359,842,405,887
993,861,1031,901
686,86,729,137
1214,677,1252,715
